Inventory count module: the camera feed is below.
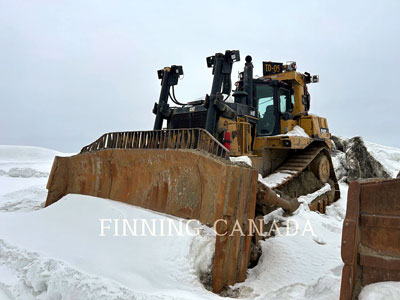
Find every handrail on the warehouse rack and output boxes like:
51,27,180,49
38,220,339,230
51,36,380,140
80,128,230,160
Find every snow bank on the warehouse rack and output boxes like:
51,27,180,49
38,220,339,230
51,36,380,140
359,281,400,300
0,195,217,300
0,146,218,300
0,287,12,300
0,185,46,212
0,239,141,300
0,145,74,176
0,176,47,199
0,145,63,205
0,145,65,163
365,141,400,177
6,167,48,178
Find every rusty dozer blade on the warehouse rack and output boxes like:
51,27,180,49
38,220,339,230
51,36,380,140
45,128,258,293
340,178,400,300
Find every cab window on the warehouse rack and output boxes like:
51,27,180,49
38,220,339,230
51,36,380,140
256,85,275,135
280,88,292,113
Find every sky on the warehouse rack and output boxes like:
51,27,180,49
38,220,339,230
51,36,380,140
1,0,399,152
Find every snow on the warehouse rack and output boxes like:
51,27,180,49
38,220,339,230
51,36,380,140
277,125,310,138
230,156,252,167
365,141,400,177
0,144,399,299
0,146,69,212
245,161,391,300
232,183,348,299
325,183,348,221
298,183,331,205
258,171,296,189
0,195,216,300
0,145,65,163
0,288,12,300
359,281,400,300
0,176,47,199
0,145,72,176
0,185,47,212
331,151,347,181
0,147,218,300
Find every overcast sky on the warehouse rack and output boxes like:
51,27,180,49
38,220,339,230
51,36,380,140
1,0,399,152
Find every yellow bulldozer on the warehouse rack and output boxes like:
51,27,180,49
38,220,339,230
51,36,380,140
45,50,340,292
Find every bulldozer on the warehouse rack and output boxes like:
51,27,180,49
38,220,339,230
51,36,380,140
45,50,340,292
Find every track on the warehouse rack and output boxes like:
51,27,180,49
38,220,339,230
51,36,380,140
259,144,340,213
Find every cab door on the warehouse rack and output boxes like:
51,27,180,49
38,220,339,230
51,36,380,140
255,81,280,136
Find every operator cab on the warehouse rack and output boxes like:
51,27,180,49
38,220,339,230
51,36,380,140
254,81,294,136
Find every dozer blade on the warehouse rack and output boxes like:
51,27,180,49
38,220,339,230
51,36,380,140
45,128,258,293
340,178,400,300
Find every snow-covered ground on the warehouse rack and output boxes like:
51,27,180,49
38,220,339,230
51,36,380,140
0,144,399,299
0,195,217,300
359,281,400,300
365,141,400,178
233,182,348,300
0,146,73,212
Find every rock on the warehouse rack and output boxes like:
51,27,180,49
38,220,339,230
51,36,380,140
397,171,400,178
331,135,347,153
345,136,391,182
331,135,392,182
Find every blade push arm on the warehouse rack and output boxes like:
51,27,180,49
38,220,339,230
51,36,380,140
153,65,183,130
205,50,240,134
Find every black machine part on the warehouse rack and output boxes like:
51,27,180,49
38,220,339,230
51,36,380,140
243,55,254,108
153,65,183,130
153,50,258,139
204,50,240,134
